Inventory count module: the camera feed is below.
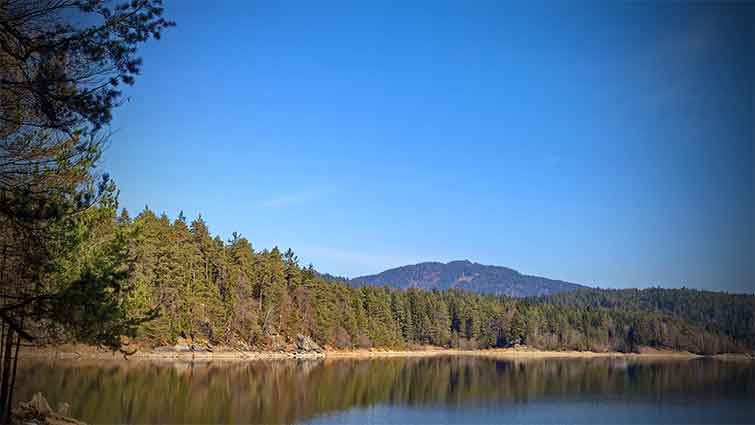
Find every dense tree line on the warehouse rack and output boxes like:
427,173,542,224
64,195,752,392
64,207,753,355
536,288,755,349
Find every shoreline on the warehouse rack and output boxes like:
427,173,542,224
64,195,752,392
19,345,754,362
326,348,700,359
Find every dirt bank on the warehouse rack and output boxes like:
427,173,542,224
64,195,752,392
20,344,752,361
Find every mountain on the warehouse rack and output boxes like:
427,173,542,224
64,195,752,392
348,260,586,297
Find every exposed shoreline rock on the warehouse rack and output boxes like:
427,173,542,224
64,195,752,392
296,334,324,354
17,343,753,362
12,393,85,425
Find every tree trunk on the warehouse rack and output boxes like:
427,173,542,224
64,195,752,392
5,331,20,425
0,326,16,425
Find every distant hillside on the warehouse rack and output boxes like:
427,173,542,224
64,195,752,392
317,272,350,283
349,260,586,297
536,287,755,347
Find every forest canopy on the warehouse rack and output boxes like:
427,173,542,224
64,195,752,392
35,206,752,356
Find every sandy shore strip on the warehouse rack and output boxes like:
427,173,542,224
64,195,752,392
324,347,704,359
19,346,325,361
18,344,753,361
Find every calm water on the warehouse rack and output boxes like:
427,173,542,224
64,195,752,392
15,356,755,424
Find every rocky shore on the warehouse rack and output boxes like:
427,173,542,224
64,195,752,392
21,334,327,361
12,393,85,425
18,343,754,362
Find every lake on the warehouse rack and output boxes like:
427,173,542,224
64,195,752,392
16,356,755,424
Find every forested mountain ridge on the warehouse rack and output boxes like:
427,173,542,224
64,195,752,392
30,206,750,355
350,260,586,297
536,287,755,349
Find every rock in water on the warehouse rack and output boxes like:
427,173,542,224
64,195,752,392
12,392,86,425
27,392,52,415
56,402,70,417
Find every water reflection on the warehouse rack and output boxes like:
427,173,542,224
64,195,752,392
16,357,755,424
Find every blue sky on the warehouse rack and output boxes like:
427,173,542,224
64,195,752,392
102,1,753,292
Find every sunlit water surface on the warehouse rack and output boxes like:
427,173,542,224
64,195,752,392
16,356,755,424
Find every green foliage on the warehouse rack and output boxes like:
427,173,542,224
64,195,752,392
104,208,755,355
536,287,755,351
1,0,175,352
0,0,174,137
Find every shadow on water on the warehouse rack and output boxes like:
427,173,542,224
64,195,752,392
15,356,755,424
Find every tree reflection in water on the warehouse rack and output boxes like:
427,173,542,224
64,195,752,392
16,357,755,424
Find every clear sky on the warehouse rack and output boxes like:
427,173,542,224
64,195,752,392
102,1,753,293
